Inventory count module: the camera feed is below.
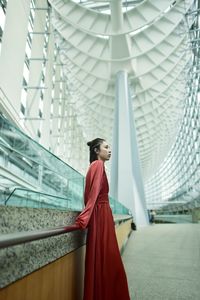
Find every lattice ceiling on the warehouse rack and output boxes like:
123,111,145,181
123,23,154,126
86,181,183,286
49,0,193,179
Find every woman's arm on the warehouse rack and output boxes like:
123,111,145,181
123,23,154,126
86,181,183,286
74,160,104,229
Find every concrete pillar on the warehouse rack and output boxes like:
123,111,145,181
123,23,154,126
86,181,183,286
110,70,149,227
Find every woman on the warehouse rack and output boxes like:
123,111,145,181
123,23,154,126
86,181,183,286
74,138,130,300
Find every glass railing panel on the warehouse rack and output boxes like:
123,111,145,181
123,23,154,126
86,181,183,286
0,113,84,200
5,188,84,211
0,114,131,215
5,188,130,215
109,196,130,215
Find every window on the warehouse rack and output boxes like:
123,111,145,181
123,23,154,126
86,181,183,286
20,0,36,126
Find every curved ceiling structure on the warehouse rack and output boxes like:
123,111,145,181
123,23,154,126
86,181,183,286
49,0,194,180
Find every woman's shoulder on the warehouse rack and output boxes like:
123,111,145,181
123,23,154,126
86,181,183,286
91,159,104,165
86,160,105,179
89,160,104,170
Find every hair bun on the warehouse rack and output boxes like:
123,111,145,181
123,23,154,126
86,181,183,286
87,141,92,147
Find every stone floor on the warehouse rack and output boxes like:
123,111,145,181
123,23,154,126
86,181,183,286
122,224,200,300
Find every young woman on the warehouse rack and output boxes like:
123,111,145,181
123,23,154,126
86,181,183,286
74,138,130,300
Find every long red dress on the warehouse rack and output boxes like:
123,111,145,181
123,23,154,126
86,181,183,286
75,159,130,300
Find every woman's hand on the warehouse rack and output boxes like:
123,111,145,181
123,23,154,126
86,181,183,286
63,223,80,232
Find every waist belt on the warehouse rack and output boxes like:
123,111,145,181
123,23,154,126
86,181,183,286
97,193,109,205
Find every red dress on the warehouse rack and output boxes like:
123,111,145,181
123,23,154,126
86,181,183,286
75,159,130,300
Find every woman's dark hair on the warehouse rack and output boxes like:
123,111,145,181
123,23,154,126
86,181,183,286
87,138,105,163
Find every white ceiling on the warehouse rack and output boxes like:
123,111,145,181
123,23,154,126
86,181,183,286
49,0,193,180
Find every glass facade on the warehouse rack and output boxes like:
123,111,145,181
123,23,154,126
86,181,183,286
145,4,200,213
20,0,36,127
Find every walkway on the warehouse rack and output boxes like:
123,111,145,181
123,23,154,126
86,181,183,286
122,224,200,300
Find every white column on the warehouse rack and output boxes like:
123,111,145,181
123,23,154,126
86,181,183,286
110,0,123,32
51,65,61,152
40,24,55,149
57,82,67,157
0,0,31,122
110,71,149,227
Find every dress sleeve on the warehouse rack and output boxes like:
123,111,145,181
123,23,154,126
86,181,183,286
74,160,104,229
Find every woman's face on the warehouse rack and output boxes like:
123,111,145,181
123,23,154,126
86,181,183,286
97,141,111,161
